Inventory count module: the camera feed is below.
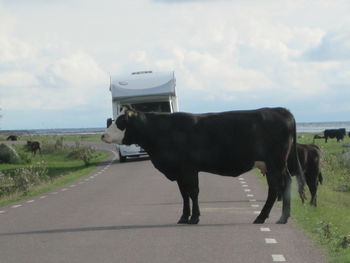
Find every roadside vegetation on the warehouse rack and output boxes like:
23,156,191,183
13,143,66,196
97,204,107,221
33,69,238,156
292,133,350,263
0,135,108,206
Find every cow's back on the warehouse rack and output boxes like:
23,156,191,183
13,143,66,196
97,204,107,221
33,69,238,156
145,108,295,177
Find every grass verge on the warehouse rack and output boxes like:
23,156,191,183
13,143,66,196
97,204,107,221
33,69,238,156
291,133,350,263
0,137,109,207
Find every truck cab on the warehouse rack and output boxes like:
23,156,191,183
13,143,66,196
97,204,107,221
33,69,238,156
108,71,178,162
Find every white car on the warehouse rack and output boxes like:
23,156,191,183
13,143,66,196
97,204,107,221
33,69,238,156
117,144,148,162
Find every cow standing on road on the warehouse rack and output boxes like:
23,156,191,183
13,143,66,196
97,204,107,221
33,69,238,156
102,107,305,224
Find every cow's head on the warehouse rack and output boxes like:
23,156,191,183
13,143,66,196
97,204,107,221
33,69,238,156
101,106,138,144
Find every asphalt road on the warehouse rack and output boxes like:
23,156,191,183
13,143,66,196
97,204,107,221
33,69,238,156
0,142,327,263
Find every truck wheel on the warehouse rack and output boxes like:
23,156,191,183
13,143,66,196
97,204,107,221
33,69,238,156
119,151,127,162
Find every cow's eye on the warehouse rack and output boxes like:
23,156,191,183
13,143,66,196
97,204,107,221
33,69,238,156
116,115,127,130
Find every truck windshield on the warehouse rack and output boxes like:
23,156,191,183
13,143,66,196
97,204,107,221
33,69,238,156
130,102,171,113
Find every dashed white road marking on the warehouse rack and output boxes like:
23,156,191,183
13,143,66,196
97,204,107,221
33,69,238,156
51,192,58,195
240,181,246,184
242,184,249,187
238,178,245,180
244,189,251,192
247,194,254,197
251,204,259,208
39,195,47,199
26,200,35,203
0,210,5,214
272,254,286,262
260,227,271,232
70,184,76,188
11,204,22,209
249,199,256,202
253,211,261,214
61,188,68,191
265,238,277,244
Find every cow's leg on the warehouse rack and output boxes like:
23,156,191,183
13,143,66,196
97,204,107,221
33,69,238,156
276,171,291,224
188,175,200,224
253,173,277,224
178,172,200,224
306,172,318,207
177,180,190,224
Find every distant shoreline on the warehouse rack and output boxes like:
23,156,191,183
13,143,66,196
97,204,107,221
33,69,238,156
1,121,350,135
0,128,105,136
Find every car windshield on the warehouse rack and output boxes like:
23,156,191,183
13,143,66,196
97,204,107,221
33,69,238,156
130,102,171,113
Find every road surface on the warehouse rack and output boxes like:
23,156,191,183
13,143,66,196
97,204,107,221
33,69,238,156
0,142,327,263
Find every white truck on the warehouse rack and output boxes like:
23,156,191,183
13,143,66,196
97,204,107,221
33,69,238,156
108,70,179,162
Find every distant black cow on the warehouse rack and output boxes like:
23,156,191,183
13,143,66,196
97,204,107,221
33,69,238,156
295,144,323,206
312,134,324,144
26,141,41,156
6,135,18,141
102,107,305,225
324,128,346,143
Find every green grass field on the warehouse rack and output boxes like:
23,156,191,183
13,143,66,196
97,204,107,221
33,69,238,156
0,135,109,206
292,133,350,263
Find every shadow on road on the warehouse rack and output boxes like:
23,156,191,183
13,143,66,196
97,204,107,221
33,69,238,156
142,200,266,206
0,222,251,237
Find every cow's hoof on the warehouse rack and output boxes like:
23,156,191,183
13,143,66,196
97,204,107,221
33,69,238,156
253,216,266,224
177,216,189,224
188,217,199,224
276,217,288,224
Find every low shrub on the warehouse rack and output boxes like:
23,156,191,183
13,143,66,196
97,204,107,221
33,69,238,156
67,145,96,166
0,161,48,196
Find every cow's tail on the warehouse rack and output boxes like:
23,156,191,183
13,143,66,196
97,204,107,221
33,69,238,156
289,119,306,203
319,172,323,185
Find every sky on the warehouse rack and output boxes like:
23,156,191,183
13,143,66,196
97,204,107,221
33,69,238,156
0,0,350,129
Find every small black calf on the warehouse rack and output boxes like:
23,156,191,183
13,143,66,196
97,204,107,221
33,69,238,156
296,144,323,206
27,141,41,156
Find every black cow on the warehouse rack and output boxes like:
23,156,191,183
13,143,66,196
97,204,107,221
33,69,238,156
324,128,346,143
296,144,323,206
102,107,305,224
6,135,18,141
312,134,324,144
27,141,41,156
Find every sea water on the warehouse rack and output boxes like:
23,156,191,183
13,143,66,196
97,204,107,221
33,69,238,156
1,122,350,136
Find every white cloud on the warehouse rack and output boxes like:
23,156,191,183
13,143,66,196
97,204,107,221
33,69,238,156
49,51,108,87
1,0,350,129
0,71,38,87
303,27,350,61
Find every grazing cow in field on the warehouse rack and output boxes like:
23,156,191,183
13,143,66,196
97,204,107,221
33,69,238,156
6,135,18,141
102,107,305,224
26,141,41,156
295,144,323,206
324,128,346,143
312,134,324,143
